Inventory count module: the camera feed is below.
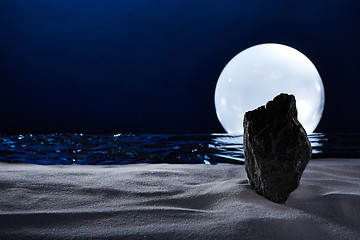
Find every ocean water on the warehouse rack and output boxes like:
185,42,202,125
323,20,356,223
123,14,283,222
0,133,359,165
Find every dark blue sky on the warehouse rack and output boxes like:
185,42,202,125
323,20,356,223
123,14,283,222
1,0,359,134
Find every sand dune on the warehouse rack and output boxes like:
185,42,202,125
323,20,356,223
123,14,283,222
0,159,359,239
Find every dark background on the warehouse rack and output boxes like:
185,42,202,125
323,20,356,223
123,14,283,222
1,0,359,134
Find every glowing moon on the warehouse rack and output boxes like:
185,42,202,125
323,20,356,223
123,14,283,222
214,43,325,134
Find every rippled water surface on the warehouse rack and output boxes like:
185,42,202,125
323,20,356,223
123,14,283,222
1,133,359,165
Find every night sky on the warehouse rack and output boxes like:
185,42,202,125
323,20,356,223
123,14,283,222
1,0,359,134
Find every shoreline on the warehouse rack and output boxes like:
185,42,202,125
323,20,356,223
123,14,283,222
1,159,359,239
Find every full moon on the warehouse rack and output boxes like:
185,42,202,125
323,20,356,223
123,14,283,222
214,43,325,134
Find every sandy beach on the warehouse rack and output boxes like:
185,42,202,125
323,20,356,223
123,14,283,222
1,159,359,239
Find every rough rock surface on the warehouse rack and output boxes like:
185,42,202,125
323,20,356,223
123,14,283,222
243,93,312,203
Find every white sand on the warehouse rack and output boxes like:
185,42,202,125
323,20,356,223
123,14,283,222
0,159,359,239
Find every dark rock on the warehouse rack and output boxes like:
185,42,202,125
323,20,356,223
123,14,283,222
243,93,312,203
